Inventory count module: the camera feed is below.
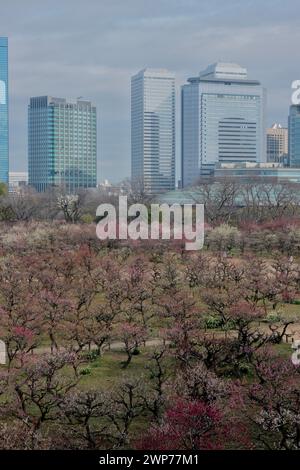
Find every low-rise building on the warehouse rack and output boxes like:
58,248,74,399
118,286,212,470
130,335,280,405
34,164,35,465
214,162,300,183
9,171,28,193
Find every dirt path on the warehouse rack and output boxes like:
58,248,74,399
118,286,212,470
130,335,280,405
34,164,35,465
31,321,300,356
32,338,166,355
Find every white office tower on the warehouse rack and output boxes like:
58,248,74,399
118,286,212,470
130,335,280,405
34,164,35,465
181,63,266,187
267,123,288,163
131,69,175,194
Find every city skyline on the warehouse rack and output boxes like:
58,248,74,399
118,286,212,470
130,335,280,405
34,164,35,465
1,0,299,183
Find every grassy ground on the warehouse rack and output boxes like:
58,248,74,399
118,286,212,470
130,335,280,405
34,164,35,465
78,347,160,390
281,302,300,320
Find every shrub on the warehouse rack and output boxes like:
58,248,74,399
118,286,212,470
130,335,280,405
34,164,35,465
266,312,281,324
205,316,223,329
81,213,94,224
79,367,92,376
84,350,100,362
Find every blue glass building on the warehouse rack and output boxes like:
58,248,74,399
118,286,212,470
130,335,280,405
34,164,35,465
0,37,9,184
289,105,300,167
28,96,97,192
181,63,266,187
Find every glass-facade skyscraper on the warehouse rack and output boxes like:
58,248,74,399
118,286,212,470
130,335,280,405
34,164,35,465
28,96,97,192
288,105,300,167
181,63,266,187
131,68,175,194
0,37,9,184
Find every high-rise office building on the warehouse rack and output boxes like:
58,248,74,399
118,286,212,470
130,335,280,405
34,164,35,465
28,96,97,192
289,105,300,167
267,124,288,163
131,68,175,194
0,37,9,184
181,62,266,187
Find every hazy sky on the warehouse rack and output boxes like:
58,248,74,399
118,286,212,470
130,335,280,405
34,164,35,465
2,0,299,182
